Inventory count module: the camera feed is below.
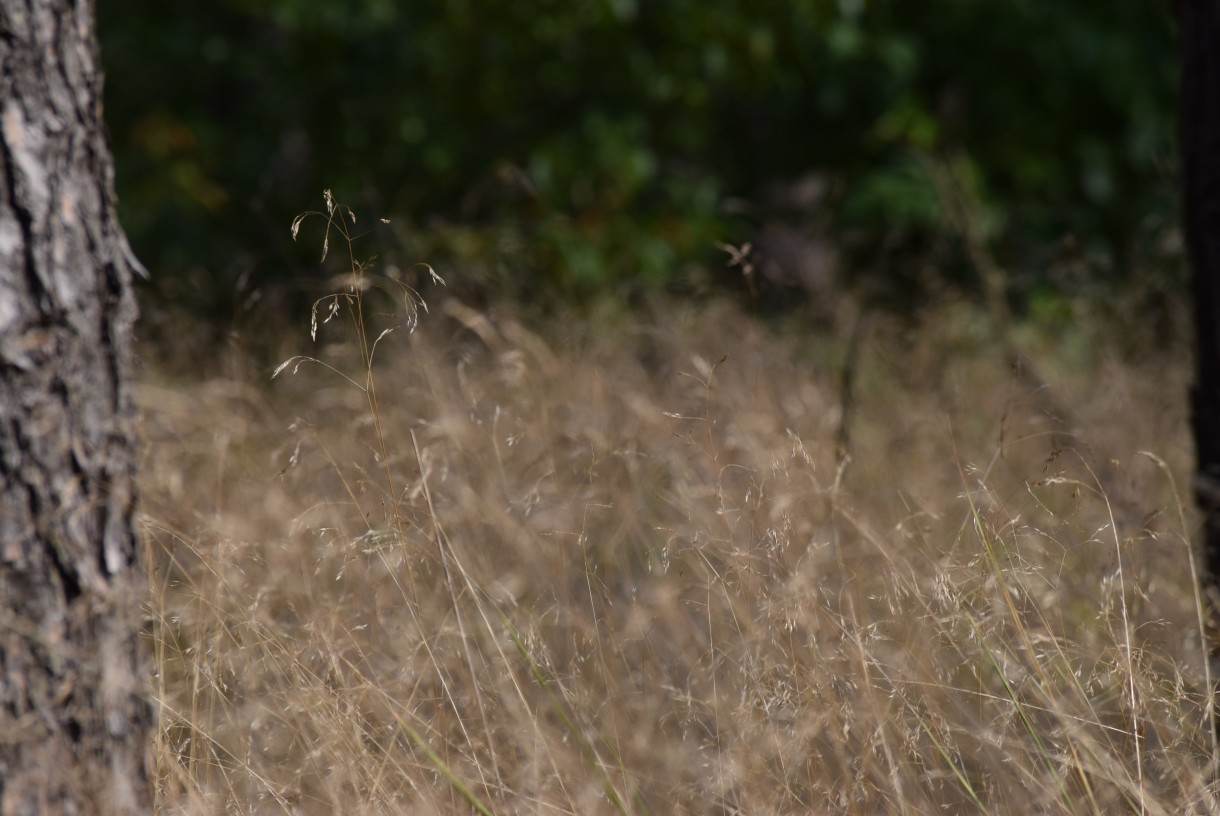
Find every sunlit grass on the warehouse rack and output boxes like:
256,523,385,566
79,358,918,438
137,202,1211,814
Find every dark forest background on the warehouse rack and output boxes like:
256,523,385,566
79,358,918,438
98,0,1179,326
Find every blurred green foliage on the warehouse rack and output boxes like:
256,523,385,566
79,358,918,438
98,0,1178,312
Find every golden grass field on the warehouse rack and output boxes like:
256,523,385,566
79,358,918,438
136,251,1214,813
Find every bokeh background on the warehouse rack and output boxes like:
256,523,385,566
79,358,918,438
98,0,1180,327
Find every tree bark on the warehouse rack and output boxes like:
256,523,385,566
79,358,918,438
0,1,151,813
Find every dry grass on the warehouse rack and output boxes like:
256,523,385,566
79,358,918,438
137,206,1214,814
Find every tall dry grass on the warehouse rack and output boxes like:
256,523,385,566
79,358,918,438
137,202,1212,814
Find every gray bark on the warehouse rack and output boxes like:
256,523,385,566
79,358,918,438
0,1,151,813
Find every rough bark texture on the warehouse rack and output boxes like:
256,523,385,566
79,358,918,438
0,1,151,813
1184,0,1220,609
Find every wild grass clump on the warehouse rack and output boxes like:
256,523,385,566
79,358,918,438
138,196,1211,814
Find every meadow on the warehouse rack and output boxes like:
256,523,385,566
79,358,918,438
136,225,1213,812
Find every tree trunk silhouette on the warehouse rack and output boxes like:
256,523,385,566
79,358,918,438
0,1,151,813
1184,3,1220,600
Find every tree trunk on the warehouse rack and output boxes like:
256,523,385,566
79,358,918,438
0,1,151,813
1184,1,1220,599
